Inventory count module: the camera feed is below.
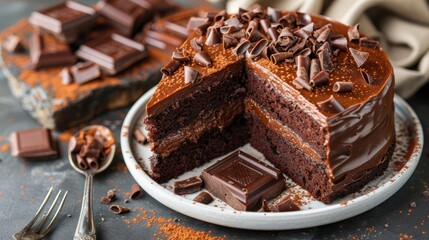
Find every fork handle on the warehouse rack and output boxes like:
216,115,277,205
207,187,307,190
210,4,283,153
74,173,96,240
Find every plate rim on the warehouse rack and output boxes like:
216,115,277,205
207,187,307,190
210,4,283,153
120,86,424,230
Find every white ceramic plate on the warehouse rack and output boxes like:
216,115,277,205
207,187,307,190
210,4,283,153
121,87,423,230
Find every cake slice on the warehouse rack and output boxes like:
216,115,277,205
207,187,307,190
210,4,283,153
144,6,395,203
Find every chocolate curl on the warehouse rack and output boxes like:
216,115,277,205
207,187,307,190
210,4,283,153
193,191,214,205
267,27,279,41
76,155,88,171
310,59,321,79
310,71,329,87
313,23,332,38
317,95,345,114
186,17,209,32
184,66,200,84
228,29,246,39
333,82,353,93
193,51,212,67
109,205,130,214
331,37,348,51
133,128,146,145
214,10,226,22
260,19,271,33
294,23,314,39
297,47,311,57
241,11,257,22
205,27,221,46
190,37,203,52
349,48,369,68
318,49,334,73
278,27,294,39
86,157,99,170
296,12,312,26
295,67,313,91
172,52,190,62
316,28,331,43
278,12,297,27
296,55,310,73
69,136,85,153
60,68,73,85
223,35,239,49
359,37,380,49
225,16,241,27
348,24,360,42
289,39,306,55
270,52,292,64
198,11,216,20
130,183,143,200
220,25,240,34
161,60,181,76
360,70,375,84
247,28,265,42
195,22,211,35
317,41,331,54
267,7,281,22
249,38,269,58
233,39,251,56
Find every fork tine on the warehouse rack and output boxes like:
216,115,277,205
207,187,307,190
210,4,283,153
33,190,62,233
40,191,68,237
22,187,54,230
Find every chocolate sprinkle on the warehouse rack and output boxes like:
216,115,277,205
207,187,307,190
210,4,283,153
249,38,269,58
205,27,222,46
333,81,353,93
348,24,360,42
193,191,214,205
233,39,251,56
190,37,203,51
161,60,181,76
172,52,191,62
270,52,292,64
310,59,321,78
359,37,380,49
331,37,348,51
318,49,334,72
223,35,239,49
184,66,200,84
360,70,375,84
317,95,345,114
349,48,369,68
193,51,212,67
310,70,329,87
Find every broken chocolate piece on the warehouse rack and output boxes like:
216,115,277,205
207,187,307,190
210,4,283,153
172,52,191,62
70,62,100,85
2,35,22,53
9,128,58,159
271,198,300,212
109,205,130,214
173,176,203,195
348,24,360,42
349,48,369,68
133,128,147,145
193,51,212,67
60,68,73,85
249,38,269,58
233,39,251,56
205,27,221,46
193,192,214,205
317,95,345,114
333,82,353,93
130,183,143,200
318,49,334,73
360,70,375,84
161,60,181,76
201,150,285,211
310,71,329,87
359,37,380,49
184,66,200,84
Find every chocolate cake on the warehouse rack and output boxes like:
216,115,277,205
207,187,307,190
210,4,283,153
144,6,395,204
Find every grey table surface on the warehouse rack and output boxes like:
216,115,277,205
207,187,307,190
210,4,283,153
0,1,428,240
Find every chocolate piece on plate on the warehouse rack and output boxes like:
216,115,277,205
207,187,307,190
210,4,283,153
96,0,149,37
28,1,97,43
76,33,147,75
70,62,100,85
9,128,58,159
130,183,143,200
201,150,285,211
133,128,147,145
29,33,76,69
173,176,203,195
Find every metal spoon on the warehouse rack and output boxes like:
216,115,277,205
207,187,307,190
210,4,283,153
68,125,116,240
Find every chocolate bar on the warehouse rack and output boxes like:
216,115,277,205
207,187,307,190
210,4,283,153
70,62,101,85
202,151,285,211
29,1,97,43
76,33,147,75
9,128,58,159
29,33,76,69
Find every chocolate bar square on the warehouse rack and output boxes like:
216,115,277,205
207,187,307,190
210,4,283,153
96,0,149,36
202,151,285,211
29,33,76,69
76,33,147,75
29,1,97,43
9,128,58,159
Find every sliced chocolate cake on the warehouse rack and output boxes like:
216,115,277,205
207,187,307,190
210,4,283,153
144,6,395,203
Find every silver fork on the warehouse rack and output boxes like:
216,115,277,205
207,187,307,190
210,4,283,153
13,187,68,240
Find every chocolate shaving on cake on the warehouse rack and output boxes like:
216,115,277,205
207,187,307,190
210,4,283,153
60,67,73,85
267,7,281,22
270,52,292,64
310,58,321,78
247,27,265,42
296,12,312,26
360,70,375,84
241,11,257,22
214,10,226,22
333,82,353,93
278,27,294,39
331,37,348,51
193,191,214,204
316,28,331,43
294,23,314,39
186,17,210,32
298,47,312,57
317,41,331,54
193,51,212,67
267,27,279,41
220,25,240,34
233,39,251,56
223,34,239,49
161,60,181,76
317,95,345,114
195,22,211,35
359,37,380,49
313,23,332,38
348,23,360,42
296,55,310,72
249,38,269,58
133,128,147,145
295,67,313,91
172,52,191,62
333,48,341,57
318,49,334,72
278,12,297,28
205,27,222,46
184,66,200,84
310,70,329,87
260,19,271,33
190,37,203,51
289,39,306,55
349,48,369,68
228,29,246,39
225,16,241,27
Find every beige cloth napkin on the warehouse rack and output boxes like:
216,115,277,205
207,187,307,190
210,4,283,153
226,0,429,98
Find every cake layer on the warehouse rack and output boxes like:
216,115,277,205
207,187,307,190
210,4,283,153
145,59,246,142
247,112,394,203
149,116,249,183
